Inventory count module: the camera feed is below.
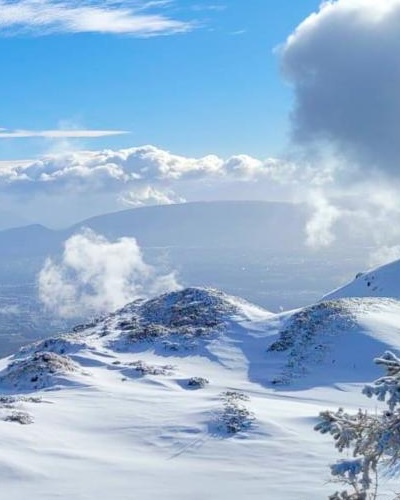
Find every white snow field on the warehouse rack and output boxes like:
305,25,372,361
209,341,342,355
1,287,400,499
323,258,400,301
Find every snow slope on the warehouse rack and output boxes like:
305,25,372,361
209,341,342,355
1,288,400,499
323,258,400,300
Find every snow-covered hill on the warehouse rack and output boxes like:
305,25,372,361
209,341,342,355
1,287,400,499
323,258,400,300
0,201,383,357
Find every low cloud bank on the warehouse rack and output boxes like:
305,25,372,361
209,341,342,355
3,144,400,261
0,145,304,194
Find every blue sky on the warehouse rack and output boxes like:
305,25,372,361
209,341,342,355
2,0,399,256
0,0,321,160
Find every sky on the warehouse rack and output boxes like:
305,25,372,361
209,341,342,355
2,0,400,262
0,0,321,160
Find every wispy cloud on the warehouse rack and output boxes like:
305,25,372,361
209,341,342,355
191,4,226,12
230,29,246,36
0,0,193,37
0,128,128,138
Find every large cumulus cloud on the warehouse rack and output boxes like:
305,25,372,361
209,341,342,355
281,0,400,176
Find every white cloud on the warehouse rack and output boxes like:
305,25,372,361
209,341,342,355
2,144,400,256
281,0,400,177
119,185,185,208
0,145,310,194
305,191,341,248
0,128,128,138
0,0,192,37
0,144,347,232
38,229,181,317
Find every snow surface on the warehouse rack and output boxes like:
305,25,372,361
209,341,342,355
323,258,400,300
1,287,400,498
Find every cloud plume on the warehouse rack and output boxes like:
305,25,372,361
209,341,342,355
281,0,400,177
38,229,181,317
305,191,341,248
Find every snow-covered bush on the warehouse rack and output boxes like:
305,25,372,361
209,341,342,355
0,351,84,390
220,391,254,434
4,411,34,425
126,360,175,376
187,377,209,389
0,396,42,404
315,351,400,499
0,396,43,425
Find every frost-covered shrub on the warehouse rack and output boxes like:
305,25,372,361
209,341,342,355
127,360,175,376
0,396,42,404
219,391,254,434
315,351,400,499
0,396,43,425
0,351,83,390
4,411,34,425
187,377,209,389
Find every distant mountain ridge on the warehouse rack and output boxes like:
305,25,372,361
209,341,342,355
69,200,309,249
0,201,309,258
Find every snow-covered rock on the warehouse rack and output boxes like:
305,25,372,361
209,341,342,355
16,334,90,359
0,351,87,391
74,287,272,353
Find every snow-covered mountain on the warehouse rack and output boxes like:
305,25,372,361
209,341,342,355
0,200,372,356
323,258,400,301
1,287,400,499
